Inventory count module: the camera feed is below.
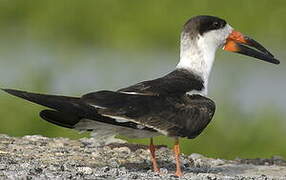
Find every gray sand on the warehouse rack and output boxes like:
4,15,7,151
0,134,285,179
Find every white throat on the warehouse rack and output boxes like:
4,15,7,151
176,24,233,95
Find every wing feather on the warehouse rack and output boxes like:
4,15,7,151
118,69,204,96
82,90,216,138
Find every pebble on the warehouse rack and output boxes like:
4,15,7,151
210,159,225,166
77,167,93,175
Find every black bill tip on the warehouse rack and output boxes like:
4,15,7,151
245,36,275,58
237,44,280,65
271,58,280,65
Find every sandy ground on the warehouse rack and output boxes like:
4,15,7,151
0,134,285,180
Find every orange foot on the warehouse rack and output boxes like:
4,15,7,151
174,169,183,177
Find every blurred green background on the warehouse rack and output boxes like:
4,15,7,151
0,0,285,159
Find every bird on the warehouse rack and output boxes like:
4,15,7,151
2,15,280,177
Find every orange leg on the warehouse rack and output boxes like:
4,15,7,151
149,137,160,173
173,138,183,177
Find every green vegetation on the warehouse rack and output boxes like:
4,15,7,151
0,1,285,159
0,0,285,50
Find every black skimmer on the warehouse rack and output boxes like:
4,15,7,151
2,15,280,176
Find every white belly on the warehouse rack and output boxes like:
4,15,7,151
74,119,160,145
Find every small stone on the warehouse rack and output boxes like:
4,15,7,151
0,134,10,138
159,168,168,174
189,153,204,160
0,164,6,170
77,167,93,175
21,163,30,169
102,166,110,172
211,159,225,166
48,165,58,171
129,173,139,179
0,150,8,154
29,167,43,175
23,135,47,141
113,147,131,154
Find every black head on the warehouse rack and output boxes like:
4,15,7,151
183,15,227,36
180,15,279,66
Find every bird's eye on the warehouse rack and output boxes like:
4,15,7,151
212,21,220,28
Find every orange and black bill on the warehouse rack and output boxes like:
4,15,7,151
223,30,280,64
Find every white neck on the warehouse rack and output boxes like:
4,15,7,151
176,32,216,95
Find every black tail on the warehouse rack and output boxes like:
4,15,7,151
2,88,157,132
2,89,97,128
40,110,80,128
2,89,82,113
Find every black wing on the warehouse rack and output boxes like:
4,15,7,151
83,91,216,138
118,69,204,96
166,94,216,138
